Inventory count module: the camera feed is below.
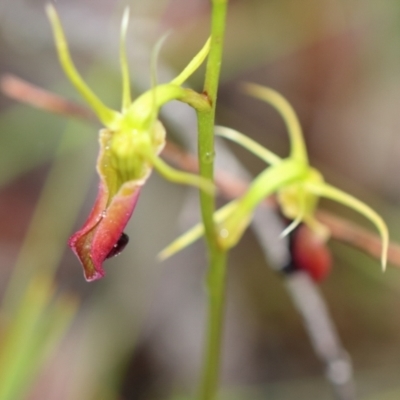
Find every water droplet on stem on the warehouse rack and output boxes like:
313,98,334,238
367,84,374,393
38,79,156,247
202,151,215,164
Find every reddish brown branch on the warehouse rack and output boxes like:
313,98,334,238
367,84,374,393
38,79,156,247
3,74,400,268
317,210,400,266
0,74,96,122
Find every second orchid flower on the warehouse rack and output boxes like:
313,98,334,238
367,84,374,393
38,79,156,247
160,84,389,272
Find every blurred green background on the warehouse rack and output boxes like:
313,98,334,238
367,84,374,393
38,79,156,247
1,0,400,399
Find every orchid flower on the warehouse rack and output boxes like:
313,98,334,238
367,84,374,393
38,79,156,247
160,83,389,271
46,5,213,281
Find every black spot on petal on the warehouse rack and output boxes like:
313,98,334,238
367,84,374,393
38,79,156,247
106,232,129,259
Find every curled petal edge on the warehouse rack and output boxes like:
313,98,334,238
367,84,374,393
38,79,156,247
68,182,141,281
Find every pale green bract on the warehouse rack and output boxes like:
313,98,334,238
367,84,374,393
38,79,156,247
160,84,389,271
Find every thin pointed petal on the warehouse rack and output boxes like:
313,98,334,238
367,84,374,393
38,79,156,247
150,33,171,88
146,33,171,126
235,159,306,218
241,83,308,164
219,159,306,249
170,37,211,86
158,223,204,261
280,215,302,238
46,4,118,127
215,125,282,165
159,201,237,260
120,7,132,110
307,182,389,271
148,153,215,195
280,188,306,237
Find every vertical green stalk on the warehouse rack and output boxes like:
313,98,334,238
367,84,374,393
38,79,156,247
198,250,227,400
196,0,228,399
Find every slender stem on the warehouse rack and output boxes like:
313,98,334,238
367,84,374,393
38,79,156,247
198,251,228,400
197,0,228,244
197,1,228,399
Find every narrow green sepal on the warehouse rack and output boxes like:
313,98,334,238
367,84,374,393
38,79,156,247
120,7,132,111
46,4,119,127
306,181,389,270
145,151,215,195
217,159,306,249
241,83,308,164
215,125,282,165
158,201,237,260
170,38,211,86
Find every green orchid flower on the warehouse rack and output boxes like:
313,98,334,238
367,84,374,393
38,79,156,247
46,5,214,280
159,83,389,271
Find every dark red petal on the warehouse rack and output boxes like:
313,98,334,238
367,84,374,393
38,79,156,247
69,182,141,282
69,183,108,243
292,225,332,282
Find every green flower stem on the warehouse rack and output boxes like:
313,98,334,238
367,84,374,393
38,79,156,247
198,251,228,400
125,85,210,128
196,1,228,399
197,0,227,242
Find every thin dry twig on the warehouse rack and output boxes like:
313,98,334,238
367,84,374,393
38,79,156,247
3,74,400,268
0,74,96,122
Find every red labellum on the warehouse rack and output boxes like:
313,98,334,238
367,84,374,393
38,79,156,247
292,225,332,282
68,129,148,282
68,181,141,282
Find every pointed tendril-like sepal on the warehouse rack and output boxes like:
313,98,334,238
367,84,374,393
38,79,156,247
145,151,215,195
121,36,211,128
241,83,308,164
170,37,211,86
306,181,389,270
151,33,172,89
279,202,304,238
146,32,172,129
120,7,132,111
215,126,282,166
158,201,238,260
46,4,119,127
217,159,306,249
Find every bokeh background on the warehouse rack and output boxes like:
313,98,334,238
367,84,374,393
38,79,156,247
1,0,400,399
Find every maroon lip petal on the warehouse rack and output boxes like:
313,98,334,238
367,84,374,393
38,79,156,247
90,183,141,276
69,182,141,282
68,183,108,248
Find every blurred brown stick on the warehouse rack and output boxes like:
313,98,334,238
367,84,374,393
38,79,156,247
0,74,96,122
2,74,400,268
